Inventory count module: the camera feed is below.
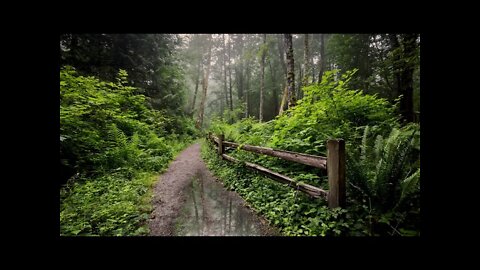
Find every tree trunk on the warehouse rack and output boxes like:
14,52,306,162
190,56,202,116
196,35,212,129
245,58,251,118
318,34,325,83
277,34,288,114
279,85,288,115
222,35,229,112
268,58,279,118
277,34,287,79
303,34,311,86
219,91,225,120
259,34,266,122
297,62,302,100
236,34,245,104
227,34,233,112
284,34,296,110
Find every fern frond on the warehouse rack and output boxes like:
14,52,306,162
107,123,127,147
374,134,383,162
360,125,370,162
383,128,400,159
398,168,420,205
374,128,401,205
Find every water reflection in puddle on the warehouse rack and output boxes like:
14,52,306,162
175,172,274,236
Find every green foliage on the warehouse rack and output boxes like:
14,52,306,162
60,67,195,236
326,34,373,91
271,69,399,155
204,69,419,236
201,141,359,236
60,172,155,236
60,66,196,175
60,34,187,116
61,66,147,173
346,123,420,236
326,34,420,105
210,117,275,146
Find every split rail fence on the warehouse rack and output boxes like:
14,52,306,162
207,133,346,208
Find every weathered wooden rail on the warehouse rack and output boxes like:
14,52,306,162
207,133,346,208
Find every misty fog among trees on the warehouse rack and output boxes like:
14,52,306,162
60,33,420,236
178,34,419,126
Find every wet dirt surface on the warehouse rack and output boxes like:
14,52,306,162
174,172,277,236
149,143,278,236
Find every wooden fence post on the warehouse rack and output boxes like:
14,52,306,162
327,139,346,208
207,132,212,148
218,134,224,158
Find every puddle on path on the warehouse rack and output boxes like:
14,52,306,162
174,172,277,236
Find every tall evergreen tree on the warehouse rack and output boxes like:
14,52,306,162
196,35,213,129
284,34,296,110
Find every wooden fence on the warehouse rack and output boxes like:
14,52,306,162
207,133,346,208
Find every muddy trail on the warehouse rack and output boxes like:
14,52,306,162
148,143,278,236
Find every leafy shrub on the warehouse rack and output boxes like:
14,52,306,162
271,70,399,156
60,66,195,236
61,66,149,174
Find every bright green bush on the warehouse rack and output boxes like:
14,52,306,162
210,117,275,146
271,70,399,156
60,66,195,236
61,66,149,174
60,66,196,176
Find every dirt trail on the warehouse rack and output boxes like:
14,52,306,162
148,143,277,236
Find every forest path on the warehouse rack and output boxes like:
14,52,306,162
148,143,278,236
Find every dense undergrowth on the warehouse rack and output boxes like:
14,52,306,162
202,142,356,236
60,66,197,236
204,70,420,236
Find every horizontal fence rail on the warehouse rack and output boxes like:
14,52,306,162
222,141,327,170
207,133,346,208
221,153,328,198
